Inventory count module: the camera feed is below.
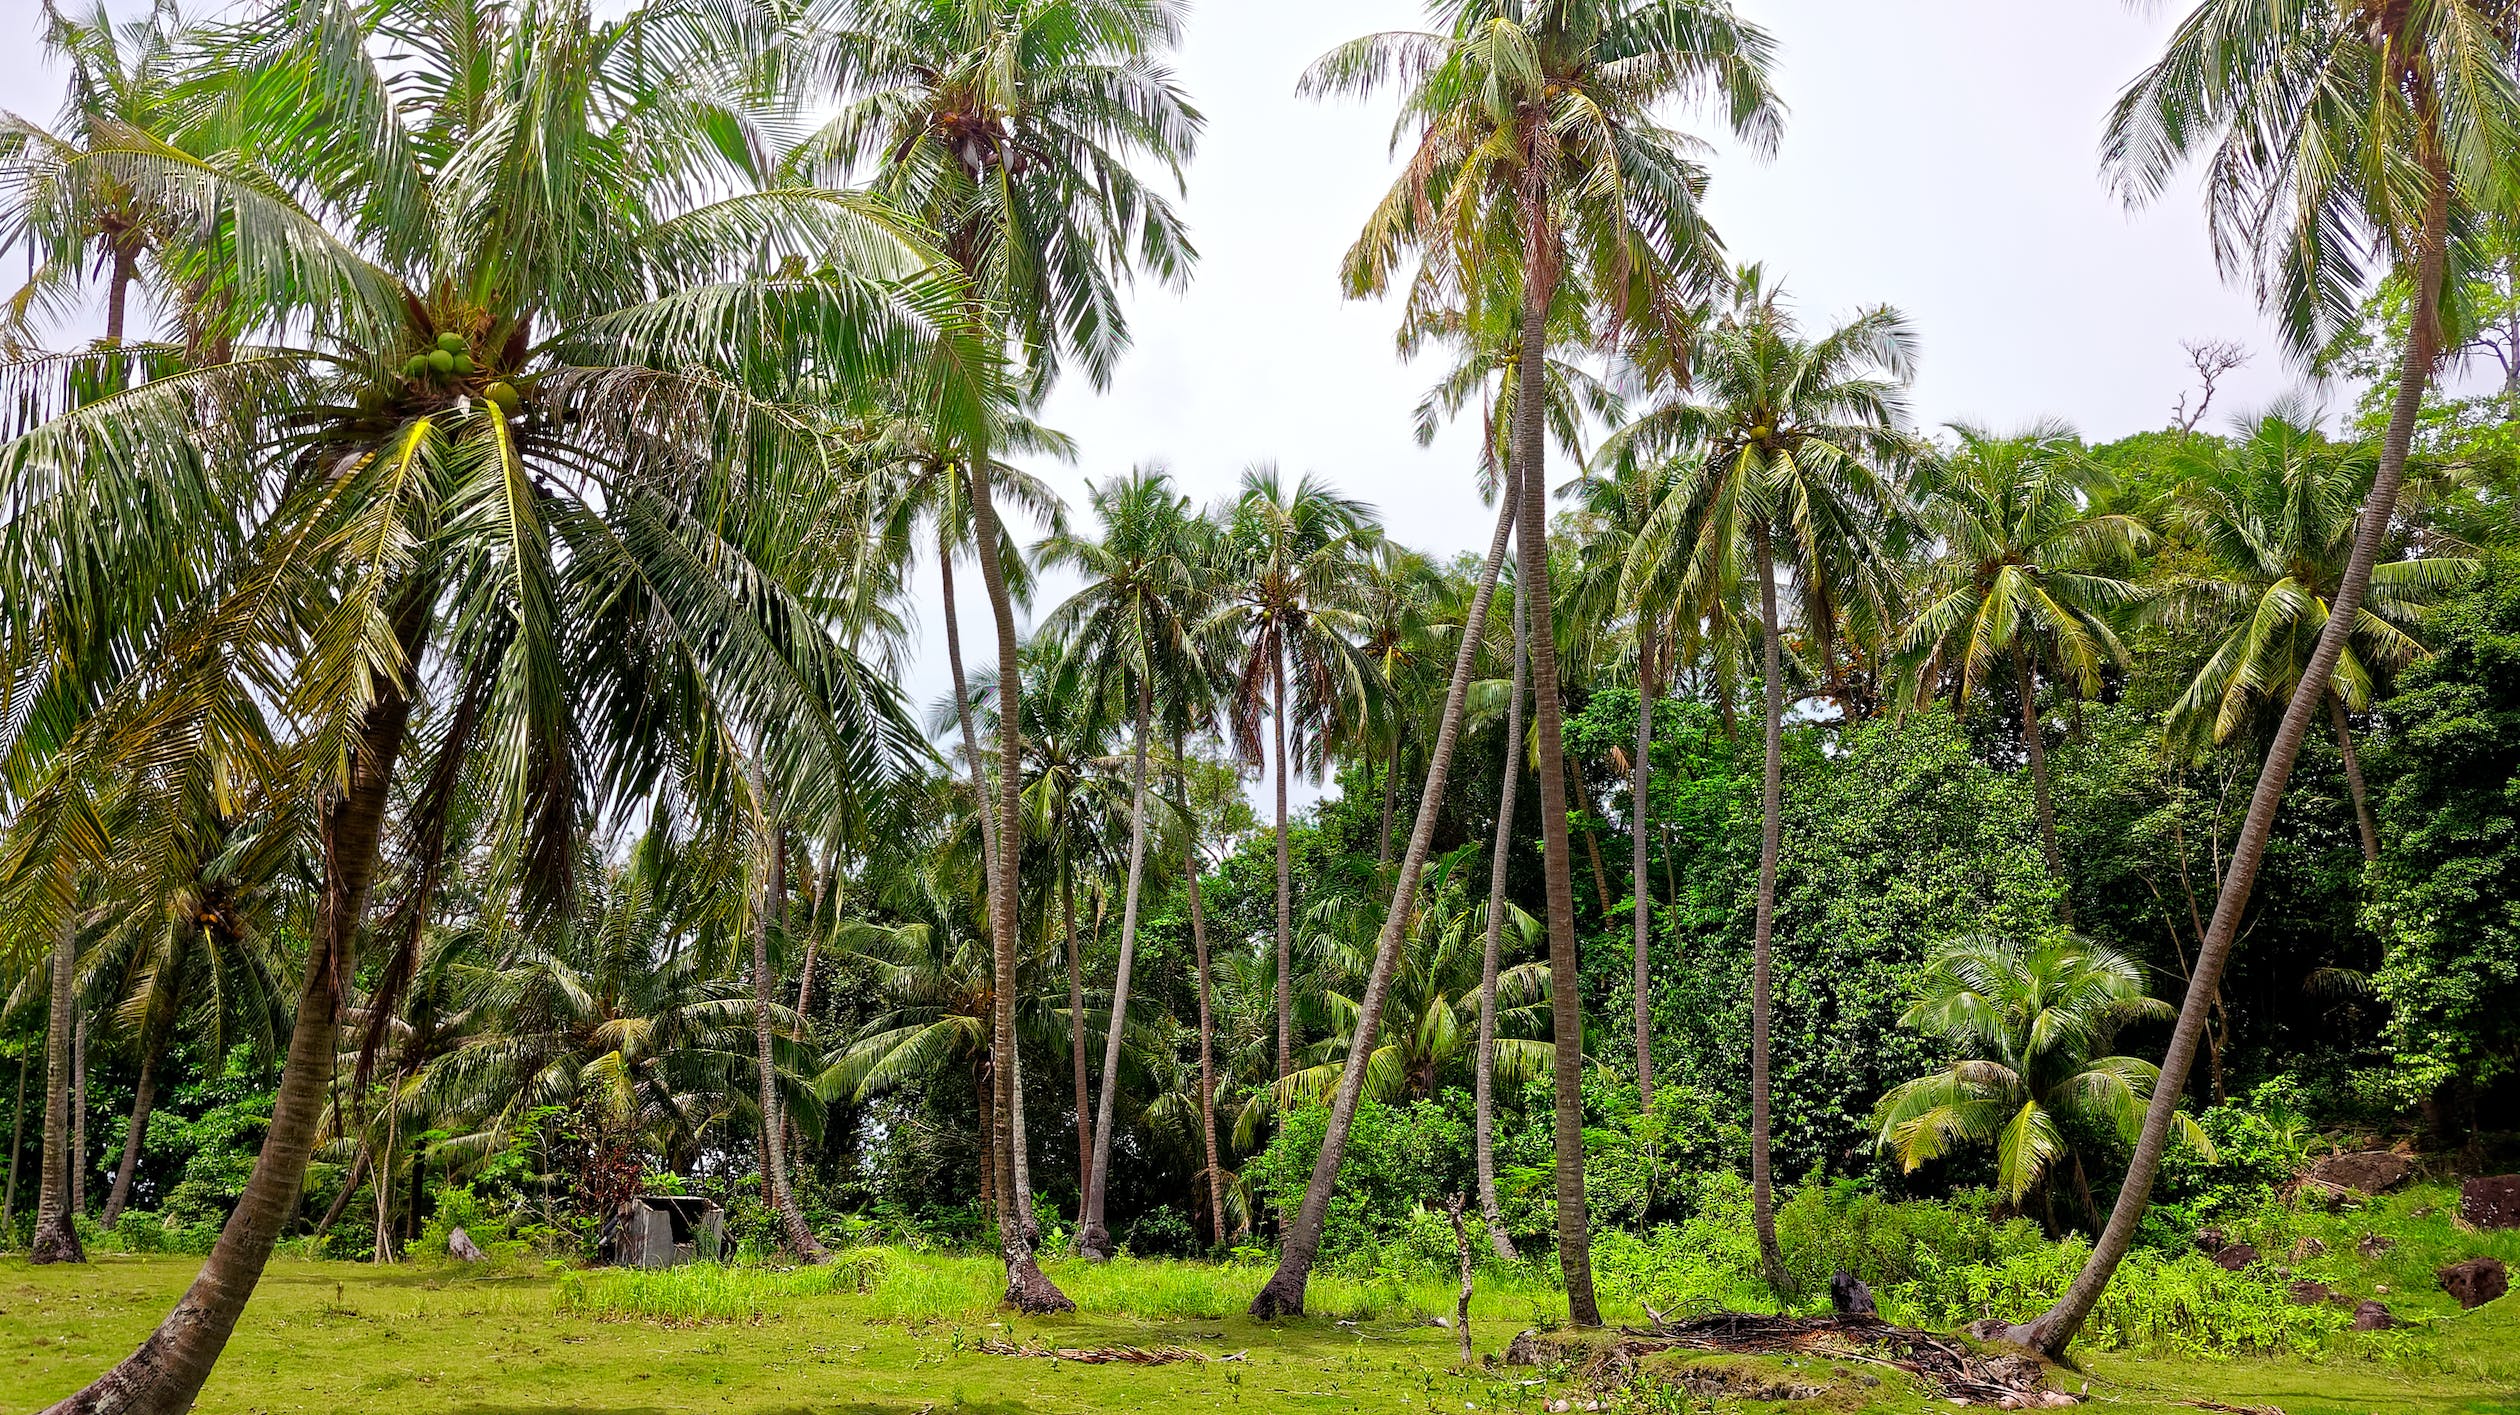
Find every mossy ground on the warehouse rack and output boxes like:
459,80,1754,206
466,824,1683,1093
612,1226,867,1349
5,1252,2515,1415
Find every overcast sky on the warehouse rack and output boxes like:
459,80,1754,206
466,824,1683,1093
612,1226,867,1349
0,0,2324,804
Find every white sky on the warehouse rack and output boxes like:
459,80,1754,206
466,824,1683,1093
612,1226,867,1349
0,0,2328,807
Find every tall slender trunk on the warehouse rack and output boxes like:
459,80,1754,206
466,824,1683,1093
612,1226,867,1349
2018,176,2449,1362
751,792,825,1261
312,1145,368,1242
1248,449,1518,1318
1749,527,1787,1292
103,1018,172,1229
71,1014,87,1218
1273,658,1294,1083
939,526,1003,901
52,601,425,1414
1007,1015,1033,1235
1080,670,1156,1258
1508,238,1600,1327
1377,733,1400,872
2329,692,2380,864
1182,731,1227,1250
1063,870,1090,1206
1631,624,1656,1110
1477,467,1527,1263
963,454,1071,1314
2015,648,2073,928
4,1052,26,1238
1570,770,1614,920
30,919,82,1264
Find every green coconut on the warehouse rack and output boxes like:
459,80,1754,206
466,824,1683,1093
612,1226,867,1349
428,348,456,374
450,353,476,376
484,381,522,414
402,354,430,379
436,332,467,354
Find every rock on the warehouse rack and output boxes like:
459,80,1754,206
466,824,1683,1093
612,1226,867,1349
2302,1151,2419,1195
447,1227,487,1262
1830,1268,1878,1319
2212,1242,2262,1272
1505,1330,1546,1367
2439,1257,2509,1310
2286,1279,2345,1307
2193,1227,2228,1255
2357,1232,2396,1259
2460,1175,2520,1231
2288,1236,2327,1261
2351,1300,2398,1331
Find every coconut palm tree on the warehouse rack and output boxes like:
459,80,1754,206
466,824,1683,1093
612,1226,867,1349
2163,412,2477,863
1874,934,2209,1235
2017,0,2520,1358
1303,0,1780,1324
1038,468,1201,1257
3,0,957,1403
1897,422,2151,919
802,0,1199,1309
1209,466,1377,1086
1610,268,1918,1289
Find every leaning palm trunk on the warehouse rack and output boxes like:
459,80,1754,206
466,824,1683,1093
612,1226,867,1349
2328,692,2380,864
1249,466,1517,1318
1631,623,1657,1109
102,1014,173,1229
48,608,423,1415
1476,467,1527,1263
750,801,826,1262
1512,244,1601,1326
30,920,83,1265
2015,196,2449,1361
1749,528,1787,1292
963,454,1072,1314
1080,672,1156,1257
1182,733,1228,1250
2015,648,2073,927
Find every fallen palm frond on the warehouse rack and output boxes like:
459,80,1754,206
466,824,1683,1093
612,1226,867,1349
1610,1313,2078,1408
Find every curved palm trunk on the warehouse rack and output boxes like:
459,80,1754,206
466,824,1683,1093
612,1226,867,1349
2017,188,2449,1361
2015,648,2073,928
1511,255,1601,1326
1477,474,1527,1263
50,604,424,1415
2329,692,2380,864
311,1144,368,1242
1273,659,1294,1084
30,920,83,1264
1080,671,1156,1258
963,455,1071,1314
1750,528,1787,1292
1248,458,1519,1318
939,529,1004,902
1631,624,1657,1110
102,1016,173,1229
751,803,825,1262
1182,732,1227,1251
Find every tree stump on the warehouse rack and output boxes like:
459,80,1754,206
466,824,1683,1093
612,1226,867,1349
447,1227,487,1262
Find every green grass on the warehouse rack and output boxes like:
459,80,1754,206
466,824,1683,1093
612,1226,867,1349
3,1223,2514,1414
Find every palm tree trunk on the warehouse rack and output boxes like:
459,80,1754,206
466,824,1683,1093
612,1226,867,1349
71,1015,87,1219
1274,655,1294,1084
1509,242,1600,1327
4,1052,26,1238
312,1145,368,1242
102,1019,171,1229
1477,469,1527,1263
2018,180,2450,1362
1007,1021,1033,1236
51,600,425,1414
963,454,1071,1315
938,527,1003,902
1569,769,1615,919
1063,869,1091,1207
2015,648,2073,928
1248,449,1518,1318
1181,731,1227,1252
1378,733,1400,871
2329,692,2380,864
1632,623,1657,1110
30,919,82,1264
751,793,825,1262
1750,527,1787,1292
1080,670,1157,1258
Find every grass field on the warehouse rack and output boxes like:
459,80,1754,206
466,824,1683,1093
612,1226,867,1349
6,1247,2516,1415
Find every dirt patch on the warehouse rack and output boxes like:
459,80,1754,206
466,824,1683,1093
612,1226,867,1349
1603,1313,2075,1408
972,1339,1239,1365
